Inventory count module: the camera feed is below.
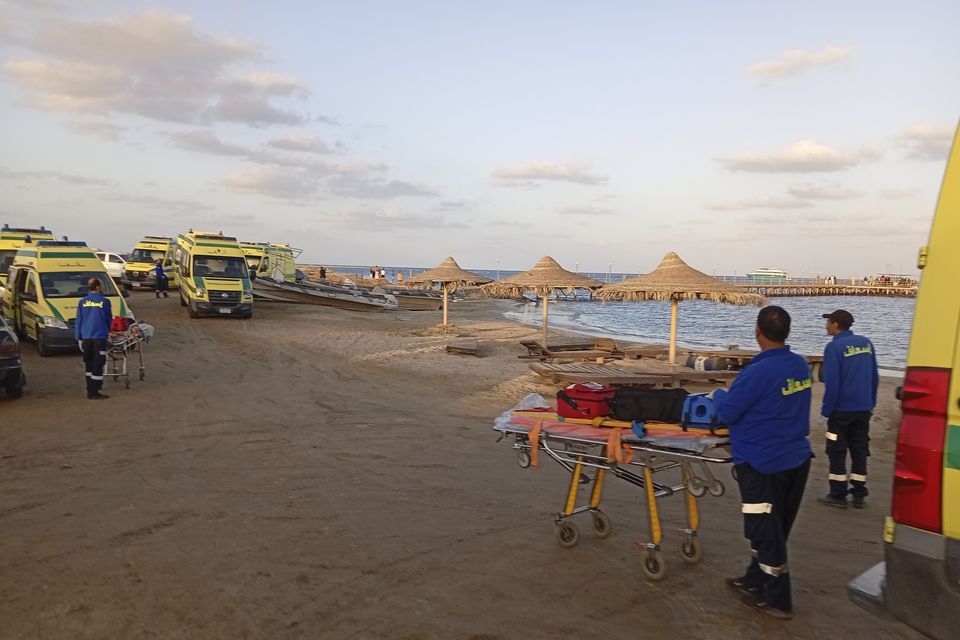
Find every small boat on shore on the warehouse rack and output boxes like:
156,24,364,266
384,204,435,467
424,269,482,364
253,277,398,311
372,286,442,311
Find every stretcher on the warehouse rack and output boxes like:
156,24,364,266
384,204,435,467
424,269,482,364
494,397,732,581
104,322,152,389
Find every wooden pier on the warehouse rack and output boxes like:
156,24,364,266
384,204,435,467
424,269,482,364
739,284,916,298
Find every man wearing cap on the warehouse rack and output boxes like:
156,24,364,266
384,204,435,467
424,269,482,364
75,277,112,400
819,309,879,509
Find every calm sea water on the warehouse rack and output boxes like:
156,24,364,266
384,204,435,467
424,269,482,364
504,296,914,375
322,265,915,374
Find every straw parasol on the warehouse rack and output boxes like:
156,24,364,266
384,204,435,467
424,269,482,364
596,251,765,365
406,256,491,326
482,256,603,347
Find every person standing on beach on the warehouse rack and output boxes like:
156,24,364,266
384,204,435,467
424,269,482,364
711,306,813,620
75,277,113,400
319,265,327,280
818,309,879,509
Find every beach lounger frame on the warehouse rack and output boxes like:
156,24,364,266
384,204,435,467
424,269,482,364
495,420,731,581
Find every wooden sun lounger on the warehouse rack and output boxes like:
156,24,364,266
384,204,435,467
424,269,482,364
529,362,738,387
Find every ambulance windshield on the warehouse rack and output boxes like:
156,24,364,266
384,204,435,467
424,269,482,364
40,272,119,298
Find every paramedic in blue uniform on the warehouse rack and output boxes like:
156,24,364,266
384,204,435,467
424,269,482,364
154,259,169,298
818,309,878,509
711,306,813,620
75,277,112,400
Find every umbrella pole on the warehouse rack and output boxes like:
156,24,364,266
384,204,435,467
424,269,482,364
542,294,549,347
669,299,678,365
442,284,449,327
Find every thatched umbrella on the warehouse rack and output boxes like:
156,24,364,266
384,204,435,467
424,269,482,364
406,256,491,326
482,256,603,347
597,251,764,365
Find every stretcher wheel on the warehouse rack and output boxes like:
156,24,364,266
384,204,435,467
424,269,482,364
555,522,580,548
517,450,531,469
139,369,145,381
680,537,703,564
592,512,612,539
687,477,706,498
642,550,667,581
731,466,739,481
708,480,725,497
125,377,130,390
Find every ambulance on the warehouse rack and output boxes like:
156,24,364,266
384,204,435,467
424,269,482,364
849,124,960,639
1,241,134,356
240,241,268,271
122,235,178,290
0,224,55,288
174,230,252,319
258,243,299,282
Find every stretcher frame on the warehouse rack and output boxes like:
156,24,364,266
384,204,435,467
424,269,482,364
105,326,146,389
496,421,731,581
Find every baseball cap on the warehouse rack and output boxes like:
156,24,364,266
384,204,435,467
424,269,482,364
822,309,854,327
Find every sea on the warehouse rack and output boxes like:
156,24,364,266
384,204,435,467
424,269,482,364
324,265,915,375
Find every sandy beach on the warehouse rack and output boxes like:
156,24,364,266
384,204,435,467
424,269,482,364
0,294,921,639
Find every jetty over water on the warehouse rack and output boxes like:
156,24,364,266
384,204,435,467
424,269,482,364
738,284,916,298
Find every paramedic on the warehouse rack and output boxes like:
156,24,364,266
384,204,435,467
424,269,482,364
818,309,878,509
75,277,113,400
711,305,813,620
154,259,169,298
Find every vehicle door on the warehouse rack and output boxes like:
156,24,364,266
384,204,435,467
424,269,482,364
17,270,39,338
2,266,18,321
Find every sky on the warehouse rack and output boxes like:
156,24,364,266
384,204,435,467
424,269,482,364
0,0,957,277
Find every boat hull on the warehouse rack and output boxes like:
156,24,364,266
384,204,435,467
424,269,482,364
253,280,397,311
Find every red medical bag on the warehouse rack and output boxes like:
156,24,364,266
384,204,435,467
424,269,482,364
556,382,615,419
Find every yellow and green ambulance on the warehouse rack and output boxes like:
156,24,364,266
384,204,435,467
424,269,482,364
122,235,178,290
1,241,133,356
175,230,252,319
0,224,55,288
849,123,960,639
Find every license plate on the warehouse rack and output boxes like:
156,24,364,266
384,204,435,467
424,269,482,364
219,307,231,314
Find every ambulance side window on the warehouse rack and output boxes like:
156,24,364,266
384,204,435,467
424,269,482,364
7,267,19,292
180,249,190,277
21,273,38,299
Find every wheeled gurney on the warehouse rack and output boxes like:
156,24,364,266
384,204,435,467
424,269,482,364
494,399,732,581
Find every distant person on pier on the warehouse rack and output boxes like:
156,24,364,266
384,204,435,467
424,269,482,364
319,266,327,280
818,309,879,510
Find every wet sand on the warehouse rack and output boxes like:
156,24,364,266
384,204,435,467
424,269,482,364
0,294,920,639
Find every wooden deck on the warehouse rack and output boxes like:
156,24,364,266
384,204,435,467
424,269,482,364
529,362,737,387
739,284,916,297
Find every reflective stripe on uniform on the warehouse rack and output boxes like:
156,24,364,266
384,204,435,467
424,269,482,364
750,548,758,557
98,351,107,356
760,562,789,577
741,502,773,514
829,473,848,482
84,372,92,377
825,432,839,441
90,375,104,381
850,473,868,482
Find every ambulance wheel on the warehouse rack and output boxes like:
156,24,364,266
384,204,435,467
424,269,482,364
687,477,706,498
179,294,187,307
642,550,667,581
680,537,704,564
36,329,52,357
708,480,725,497
188,304,199,319
592,511,612,539
555,522,580,548
517,450,531,469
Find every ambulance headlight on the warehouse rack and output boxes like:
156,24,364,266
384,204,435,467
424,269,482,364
42,316,69,330
196,287,206,298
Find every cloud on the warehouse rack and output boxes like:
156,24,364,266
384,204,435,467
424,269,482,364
327,175,439,199
747,46,851,80
2,11,309,127
898,123,954,161
0,165,116,186
878,187,921,200
786,183,864,200
223,166,319,200
557,206,618,216
170,129,248,155
62,117,127,140
717,140,880,173
342,207,468,230
705,197,813,211
491,161,608,186
266,133,337,154
100,191,216,214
